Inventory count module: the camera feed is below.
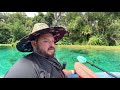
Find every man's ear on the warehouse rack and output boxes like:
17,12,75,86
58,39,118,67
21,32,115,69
31,41,37,47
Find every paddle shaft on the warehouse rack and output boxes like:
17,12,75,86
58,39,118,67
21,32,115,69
86,61,118,78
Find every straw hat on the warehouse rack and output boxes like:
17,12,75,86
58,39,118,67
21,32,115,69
16,23,67,52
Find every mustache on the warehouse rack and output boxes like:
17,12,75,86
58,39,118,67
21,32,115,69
48,47,55,50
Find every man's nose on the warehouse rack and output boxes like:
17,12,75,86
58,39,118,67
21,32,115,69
49,41,55,47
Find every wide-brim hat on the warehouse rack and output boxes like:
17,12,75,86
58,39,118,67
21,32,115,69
16,23,67,52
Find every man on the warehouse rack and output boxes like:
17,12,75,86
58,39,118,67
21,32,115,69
4,23,98,78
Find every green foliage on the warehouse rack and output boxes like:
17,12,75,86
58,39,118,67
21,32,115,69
9,21,27,42
0,22,12,44
83,25,92,35
11,40,19,47
108,20,120,35
73,40,81,45
56,37,72,45
0,12,9,21
44,12,54,26
0,12,120,46
32,12,45,24
88,36,103,45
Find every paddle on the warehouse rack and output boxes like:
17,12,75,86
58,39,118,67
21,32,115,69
77,56,119,78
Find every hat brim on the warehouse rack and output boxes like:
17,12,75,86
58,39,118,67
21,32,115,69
16,27,67,52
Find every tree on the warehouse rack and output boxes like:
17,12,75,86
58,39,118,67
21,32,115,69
32,12,45,24
5,12,32,42
44,12,54,26
0,22,12,44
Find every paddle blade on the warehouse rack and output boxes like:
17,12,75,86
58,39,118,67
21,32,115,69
77,56,87,63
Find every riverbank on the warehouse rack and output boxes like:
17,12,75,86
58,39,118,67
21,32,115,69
0,44,12,47
0,43,16,47
1,44,120,51
56,45,120,51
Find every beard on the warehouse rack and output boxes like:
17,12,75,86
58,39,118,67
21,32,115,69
35,45,55,58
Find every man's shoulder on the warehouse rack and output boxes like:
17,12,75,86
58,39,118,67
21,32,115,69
4,53,37,78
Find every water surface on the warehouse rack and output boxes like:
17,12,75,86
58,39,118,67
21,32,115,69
1,46,120,77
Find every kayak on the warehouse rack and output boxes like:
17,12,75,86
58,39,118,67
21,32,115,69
96,72,120,78
67,72,120,78
1,72,120,78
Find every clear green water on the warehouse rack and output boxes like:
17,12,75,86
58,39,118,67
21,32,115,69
1,46,120,77
56,48,120,72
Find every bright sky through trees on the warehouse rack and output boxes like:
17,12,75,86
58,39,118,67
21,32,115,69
1,12,47,17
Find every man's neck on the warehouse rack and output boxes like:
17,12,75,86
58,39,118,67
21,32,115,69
33,51,54,59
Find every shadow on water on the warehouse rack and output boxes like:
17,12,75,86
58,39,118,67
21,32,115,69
70,49,89,54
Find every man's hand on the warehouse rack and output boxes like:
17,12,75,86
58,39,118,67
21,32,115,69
62,69,75,75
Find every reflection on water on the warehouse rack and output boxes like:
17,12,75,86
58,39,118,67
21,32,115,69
1,46,120,77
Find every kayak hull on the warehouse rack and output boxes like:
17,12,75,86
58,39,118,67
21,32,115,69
67,72,120,78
